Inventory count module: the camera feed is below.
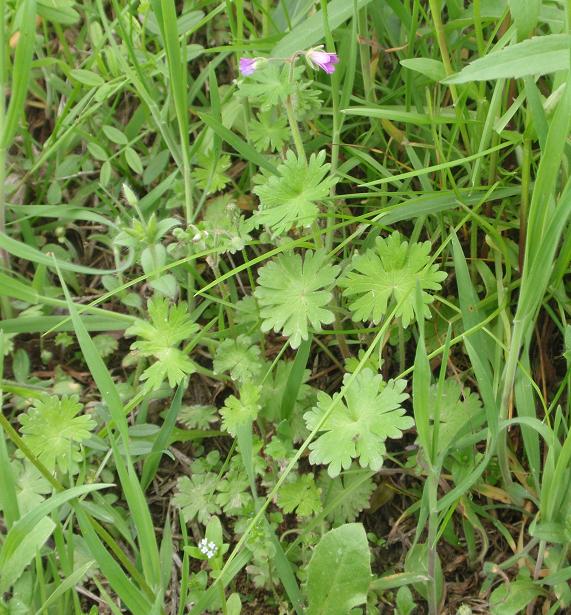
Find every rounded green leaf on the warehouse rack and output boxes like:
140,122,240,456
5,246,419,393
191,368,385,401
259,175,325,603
306,523,371,615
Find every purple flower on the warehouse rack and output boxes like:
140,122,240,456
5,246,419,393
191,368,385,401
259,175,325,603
306,48,339,74
239,57,258,76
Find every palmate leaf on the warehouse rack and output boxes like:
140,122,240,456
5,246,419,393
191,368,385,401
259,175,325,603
249,112,290,152
215,468,253,515
213,335,262,384
9,461,52,515
238,63,321,116
339,232,447,326
252,150,337,235
254,250,339,349
238,63,295,110
178,405,218,430
18,396,96,474
278,474,322,518
304,369,412,477
220,382,261,437
191,151,231,194
126,296,198,389
173,473,221,525
141,348,196,389
127,296,199,350
319,469,375,526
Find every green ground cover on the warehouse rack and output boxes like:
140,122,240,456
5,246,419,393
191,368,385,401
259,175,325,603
1,1,571,613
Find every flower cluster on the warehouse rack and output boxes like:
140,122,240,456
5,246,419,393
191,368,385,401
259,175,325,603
239,46,338,77
198,538,218,559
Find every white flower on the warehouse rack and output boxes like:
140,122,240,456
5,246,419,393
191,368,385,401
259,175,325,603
198,538,218,559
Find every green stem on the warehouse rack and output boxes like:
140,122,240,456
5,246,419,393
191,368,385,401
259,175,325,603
519,139,532,272
428,0,456,91
285,95,306,164
473,0,485,56
426,469,440,615
217,582,228,615
498,318,524,493
182,148,193,226
356,3,373,102
428,0,470,149
262,0,270,37
320,0,340,252
0,0,8,273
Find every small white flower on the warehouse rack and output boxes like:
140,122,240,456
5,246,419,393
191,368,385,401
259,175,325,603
198,538,218,559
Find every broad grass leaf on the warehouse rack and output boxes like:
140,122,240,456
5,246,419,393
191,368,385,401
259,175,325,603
400,58,446,82
445,34,571,83
272,0,374,57
0,517,55,591
0,484,110,592
508,0,541,40
70,69,104,87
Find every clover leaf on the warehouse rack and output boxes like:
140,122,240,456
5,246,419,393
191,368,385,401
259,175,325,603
18,395,96,474
339,232,447,327
304,368,412,477
252,150,337,235
254,250,339,349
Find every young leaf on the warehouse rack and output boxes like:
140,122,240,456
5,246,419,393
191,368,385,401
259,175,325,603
173,474,221,525
126,296,198,389
250,112,290,152
238,63,295,110
278,474,322,518
213,335,262,384
254,250,339,349
306,523,371,615
220,383,261,437
191,151,231,193
252,150,337,235
339,232,446,326
304,369,412,477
